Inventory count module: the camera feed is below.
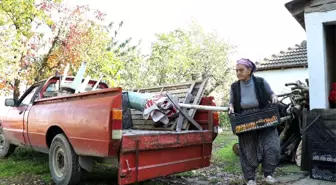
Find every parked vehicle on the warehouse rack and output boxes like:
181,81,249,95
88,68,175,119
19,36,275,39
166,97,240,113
0,75,219,185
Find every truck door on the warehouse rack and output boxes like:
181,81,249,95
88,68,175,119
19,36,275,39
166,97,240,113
3,85,40,145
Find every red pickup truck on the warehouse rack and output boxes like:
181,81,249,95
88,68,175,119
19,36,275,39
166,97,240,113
0,76,219,185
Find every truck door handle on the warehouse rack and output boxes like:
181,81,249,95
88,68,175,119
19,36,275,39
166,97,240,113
19,110,24,115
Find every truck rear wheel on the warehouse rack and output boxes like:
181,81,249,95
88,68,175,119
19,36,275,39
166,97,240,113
0,131,16,158
49,134,81,185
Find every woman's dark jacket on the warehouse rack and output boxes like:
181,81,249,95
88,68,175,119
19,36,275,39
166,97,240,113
230,75,270,114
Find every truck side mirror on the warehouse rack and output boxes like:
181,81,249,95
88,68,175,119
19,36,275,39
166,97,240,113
4,98,15,107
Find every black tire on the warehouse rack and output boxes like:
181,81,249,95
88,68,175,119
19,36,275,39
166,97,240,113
49,134,81,185
0,130,16,158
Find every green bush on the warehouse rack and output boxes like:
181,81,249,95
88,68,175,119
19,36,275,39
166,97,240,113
219,112,230,128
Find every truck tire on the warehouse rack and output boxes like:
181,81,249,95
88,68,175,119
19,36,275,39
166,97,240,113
0,131,16,158
49,134,81,185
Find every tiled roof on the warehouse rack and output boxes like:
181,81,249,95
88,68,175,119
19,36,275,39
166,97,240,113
255,40,307,71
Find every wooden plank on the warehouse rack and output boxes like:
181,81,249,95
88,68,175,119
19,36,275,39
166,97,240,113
134,80,203,92
137,86,198,95
132,119,154,125
131,110,143,115
134,81,202,95
131,125,173,131
174,93,188,98
132,119,174,129
161,88,190,95
175,92,193,131
132,115,146,119
301,108,310,171
132,116,175,128
169,82,197,131
136,86,189,93
166,93,203,131
182,77,209,130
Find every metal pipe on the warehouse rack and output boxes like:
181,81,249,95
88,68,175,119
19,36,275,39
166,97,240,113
178,104,294,123
179,103,229,112
277,93,292,97
280,116,292,123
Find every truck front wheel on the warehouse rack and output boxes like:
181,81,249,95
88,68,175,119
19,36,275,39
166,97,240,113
49,134,81,185
0,131,16,158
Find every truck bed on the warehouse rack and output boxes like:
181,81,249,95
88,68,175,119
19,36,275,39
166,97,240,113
118,80,217,184
118,128,215,185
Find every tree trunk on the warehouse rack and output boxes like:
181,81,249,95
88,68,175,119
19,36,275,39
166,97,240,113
34,31,62,83
13,79,20,100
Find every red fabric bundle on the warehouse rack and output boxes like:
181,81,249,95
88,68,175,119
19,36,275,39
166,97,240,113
329,82,336,104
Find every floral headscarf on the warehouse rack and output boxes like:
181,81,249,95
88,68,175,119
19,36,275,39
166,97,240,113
237,58,257,72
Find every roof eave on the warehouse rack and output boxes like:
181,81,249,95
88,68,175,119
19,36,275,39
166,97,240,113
256,64,308,72
285,0,310,30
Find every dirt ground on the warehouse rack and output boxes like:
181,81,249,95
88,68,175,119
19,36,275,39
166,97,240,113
0,164,312,185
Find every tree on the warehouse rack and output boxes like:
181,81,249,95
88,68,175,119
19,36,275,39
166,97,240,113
29,4,109,82
42,8,133,87
105,21,145,89
0,0,61,99
0,1,128,98
146,29,194,86
0,0,145,99
186,22,235,99
146,21,235,101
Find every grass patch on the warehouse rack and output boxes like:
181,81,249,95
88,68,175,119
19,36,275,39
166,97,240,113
0,147,171,185
275,163,302,175
214,139,241,173
174,171,194,177
212,131,237,150
212,132,303,176
0,147,51,181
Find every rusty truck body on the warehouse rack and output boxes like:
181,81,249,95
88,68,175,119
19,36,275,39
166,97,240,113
0,76,219,185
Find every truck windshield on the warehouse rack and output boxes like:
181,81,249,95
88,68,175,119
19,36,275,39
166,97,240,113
41,78,107,99
46,81,104,92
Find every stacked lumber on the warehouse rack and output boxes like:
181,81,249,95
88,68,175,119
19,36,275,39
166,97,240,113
129,78,209,131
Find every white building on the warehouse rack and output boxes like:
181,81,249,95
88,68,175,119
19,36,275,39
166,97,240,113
284,0,336,176
285,0,336,109
255,41,309,97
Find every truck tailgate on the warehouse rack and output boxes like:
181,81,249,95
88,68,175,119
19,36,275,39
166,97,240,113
118,130,214,185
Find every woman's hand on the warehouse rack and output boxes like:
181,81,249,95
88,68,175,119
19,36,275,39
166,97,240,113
229,104,235,114
271,94,278,104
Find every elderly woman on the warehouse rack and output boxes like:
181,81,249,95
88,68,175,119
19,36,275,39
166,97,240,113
229,58,280,185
